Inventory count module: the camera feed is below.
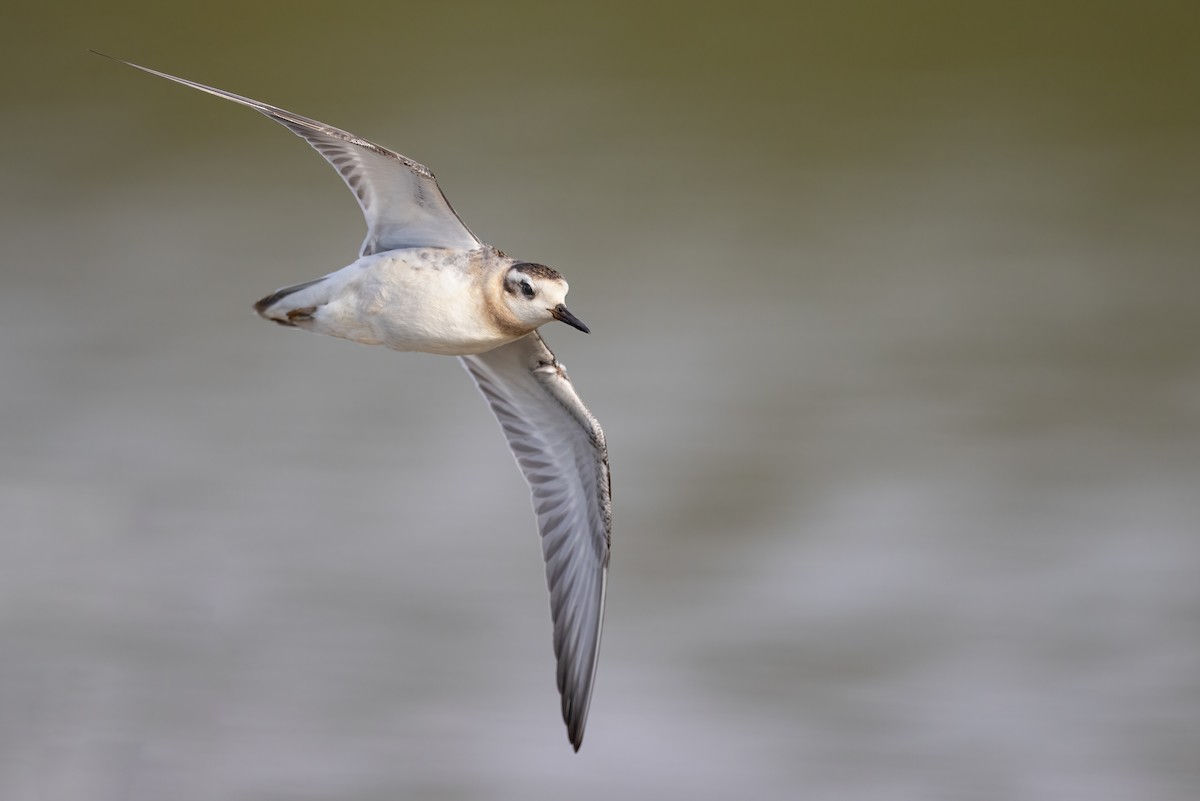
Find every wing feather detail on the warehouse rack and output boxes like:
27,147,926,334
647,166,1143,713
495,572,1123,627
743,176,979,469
102,55,481,254
461,333,611,751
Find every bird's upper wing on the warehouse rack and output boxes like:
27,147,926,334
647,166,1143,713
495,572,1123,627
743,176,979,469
460,333,611,751
103,55,482,255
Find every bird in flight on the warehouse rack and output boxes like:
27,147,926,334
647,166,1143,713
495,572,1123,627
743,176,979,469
99,53,611,751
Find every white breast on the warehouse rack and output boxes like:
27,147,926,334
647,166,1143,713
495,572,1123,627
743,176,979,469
315,248,513,356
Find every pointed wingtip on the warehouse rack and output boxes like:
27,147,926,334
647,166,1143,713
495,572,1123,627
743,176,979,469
569,720,584,752
565,696,589,752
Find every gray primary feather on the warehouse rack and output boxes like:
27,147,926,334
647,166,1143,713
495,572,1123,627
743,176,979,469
461,333,611,751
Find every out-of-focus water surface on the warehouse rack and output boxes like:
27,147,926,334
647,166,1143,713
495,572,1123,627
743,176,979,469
2,2,1198,798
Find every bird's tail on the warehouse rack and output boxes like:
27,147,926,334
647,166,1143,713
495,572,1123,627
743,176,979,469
253,276,332,327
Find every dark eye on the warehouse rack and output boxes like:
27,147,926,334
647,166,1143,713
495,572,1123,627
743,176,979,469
521,282,535,299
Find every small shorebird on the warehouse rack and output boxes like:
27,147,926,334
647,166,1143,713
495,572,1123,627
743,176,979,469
101,54,610,751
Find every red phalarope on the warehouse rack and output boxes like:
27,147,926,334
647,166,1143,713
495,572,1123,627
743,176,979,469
100,54,610,752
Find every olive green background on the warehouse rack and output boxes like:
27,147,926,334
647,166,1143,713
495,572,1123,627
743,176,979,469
2,2,1198,799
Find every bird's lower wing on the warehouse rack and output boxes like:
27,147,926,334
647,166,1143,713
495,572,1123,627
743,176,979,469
460,333,611,750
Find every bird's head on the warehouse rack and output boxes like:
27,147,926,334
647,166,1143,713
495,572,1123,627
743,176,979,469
500,262,589,334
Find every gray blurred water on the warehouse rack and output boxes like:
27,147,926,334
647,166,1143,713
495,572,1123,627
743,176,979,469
2,3,1198,799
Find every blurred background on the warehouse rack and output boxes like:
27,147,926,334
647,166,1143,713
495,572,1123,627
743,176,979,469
2,1,1197,798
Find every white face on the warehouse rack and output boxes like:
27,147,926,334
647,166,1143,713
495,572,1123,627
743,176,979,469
502,265,586,332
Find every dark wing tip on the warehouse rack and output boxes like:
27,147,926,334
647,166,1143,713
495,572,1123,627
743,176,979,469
566,710,585,752
559,635,600,751
563,688,585,750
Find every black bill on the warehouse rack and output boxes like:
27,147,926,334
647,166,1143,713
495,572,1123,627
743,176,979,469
551,304,590,334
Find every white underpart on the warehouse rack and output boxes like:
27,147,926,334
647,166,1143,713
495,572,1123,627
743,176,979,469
265,248,517,356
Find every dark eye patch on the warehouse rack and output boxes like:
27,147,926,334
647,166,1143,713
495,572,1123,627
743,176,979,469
521,282,535,298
